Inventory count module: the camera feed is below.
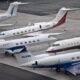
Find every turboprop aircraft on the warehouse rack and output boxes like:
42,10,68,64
0,7,78,39
13,45,80,76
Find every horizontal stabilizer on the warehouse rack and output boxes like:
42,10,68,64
11,1,29,5
0,24,14,27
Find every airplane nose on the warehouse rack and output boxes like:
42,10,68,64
46,47,54,52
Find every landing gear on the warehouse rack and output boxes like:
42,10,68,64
54,52,57,55
5,52,9,56
64,71,69,75
5,52,14,57
11,54,14,57
56,68,61,72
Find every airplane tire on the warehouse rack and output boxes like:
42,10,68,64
56,68,60,72
12,54,14,57
65,71,69,75
5,52,9,56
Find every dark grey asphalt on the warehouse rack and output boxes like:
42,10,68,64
0,0,80,15
0,63,55,80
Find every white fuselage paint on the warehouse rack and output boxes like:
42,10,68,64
0,7,72,39
0,34,56,52
0,22,54,39
27,52,80,67
46,37,80,52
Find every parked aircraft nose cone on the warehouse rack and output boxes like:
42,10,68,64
46,47,54,52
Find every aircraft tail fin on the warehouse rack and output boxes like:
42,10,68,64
6,1,28,16
52,7,80,26
13,45,34,64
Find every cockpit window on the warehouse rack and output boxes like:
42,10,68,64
48,35,54,38
0,33,5,35
52,44,60,46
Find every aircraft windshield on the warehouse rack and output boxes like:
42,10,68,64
0,33,5,35
52,44,60,46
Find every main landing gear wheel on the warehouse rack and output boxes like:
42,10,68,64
11,54,14,57
5,52,9,56
65,71,69,75
56,68,61,72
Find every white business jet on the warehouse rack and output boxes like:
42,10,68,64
46,37,80,53
14,45,80,76
0,7,77,39
0,1,27,22
0,33,57,55
0,1,27,27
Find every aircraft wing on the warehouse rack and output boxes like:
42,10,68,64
65,62,80,76
23,32,63,37
23,32,42,37
0,23,18,32
0,24,14,28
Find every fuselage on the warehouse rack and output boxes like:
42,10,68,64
0,22,54,39
0,7,72,39
0,34,56,53
27,52,80,69
46,37,80,52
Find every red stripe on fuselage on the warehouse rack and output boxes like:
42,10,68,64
11,12,68,37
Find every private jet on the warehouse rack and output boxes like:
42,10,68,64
13,45,80,76
0,7,77,39
0,1,27,22
46,37,80,53
0,33,57,55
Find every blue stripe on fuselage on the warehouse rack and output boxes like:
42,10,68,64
6,45,27,53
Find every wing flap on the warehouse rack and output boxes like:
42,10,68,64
23,32,62,37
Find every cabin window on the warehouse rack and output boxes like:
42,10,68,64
13,33,15,35
37,40,39,42
32,29,34,31
33,40,35,42
77,56,80,59
72,57,75,60
52,44,60,46
29,30,31,32
25,42,27,44
48,35,54,38
17,32,19,34
16,43,18,45
29,41,31,43
21,31,23,34
20,42,23,44
25,30,27,32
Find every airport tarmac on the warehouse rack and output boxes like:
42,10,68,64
0,9,80,80
0,0,80,16
0,63,54,80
